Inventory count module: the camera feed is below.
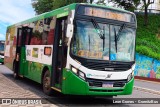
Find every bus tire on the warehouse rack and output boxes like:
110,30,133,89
42,70,53,96
13,61,19,79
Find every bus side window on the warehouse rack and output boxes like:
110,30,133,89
47,29,54,45
25,29,29,45
30,31,42,45
18,29,22,46
62,19,68,68
63,19,69,47
47,17,56,45
43,17,52,45
25,28,32,45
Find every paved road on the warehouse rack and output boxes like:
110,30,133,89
0,65,160,107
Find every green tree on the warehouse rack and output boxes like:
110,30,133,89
96,0,106,5
52,0,66,9
53,0,87,9
142,0,154,26
32,0,88,14
110,0,140,12
110,0,155,26
32,0,54,14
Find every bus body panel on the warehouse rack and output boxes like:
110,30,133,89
22,61,52,84
19,45,53,83
62,69,134,95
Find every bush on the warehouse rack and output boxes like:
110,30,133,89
136,14,160,60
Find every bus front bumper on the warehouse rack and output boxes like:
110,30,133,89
62,70,134,96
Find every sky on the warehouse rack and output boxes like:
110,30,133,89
0,0,35,40
0,0,114,41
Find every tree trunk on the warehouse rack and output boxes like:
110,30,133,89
90,0,93,4
144,5,148,26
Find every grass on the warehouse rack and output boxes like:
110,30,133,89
136,14,160,60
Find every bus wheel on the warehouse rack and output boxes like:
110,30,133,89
43,70,53,95
13,62,19,79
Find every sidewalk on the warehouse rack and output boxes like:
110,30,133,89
134,79,160,91
0,73,40,98
134,79,160,95
0,72,58,106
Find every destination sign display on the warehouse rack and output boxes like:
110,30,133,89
77,6,135,23
78,50,103,59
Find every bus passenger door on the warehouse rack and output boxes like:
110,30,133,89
52,17,68,89
14,27,32,77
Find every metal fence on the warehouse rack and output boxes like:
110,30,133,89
135,9,160,14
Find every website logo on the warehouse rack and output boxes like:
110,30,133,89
105,74,112,79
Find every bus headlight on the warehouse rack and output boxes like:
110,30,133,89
78,71,86,80
70,65,86,80
127,71,134,82
71,66,78,74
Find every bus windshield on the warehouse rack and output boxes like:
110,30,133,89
71,20,136,62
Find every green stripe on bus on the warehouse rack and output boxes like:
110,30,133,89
57,11,69,18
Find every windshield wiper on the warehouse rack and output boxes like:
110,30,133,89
91,18,105,51
89,34,91,51
91,18,104,39
114,28,117,53
102,26,105,51
114,24,126,52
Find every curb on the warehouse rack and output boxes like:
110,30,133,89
135,78,160,84
134,86,160,95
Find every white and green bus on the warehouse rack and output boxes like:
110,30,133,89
5,3,136,96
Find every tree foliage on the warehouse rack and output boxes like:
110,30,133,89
110,0,140,11
32,0,88,14
96,0,106,5
110,0,155,25
53,0,88,9
32,0,154,26
32,0,54,14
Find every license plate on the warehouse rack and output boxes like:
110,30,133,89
102,83,113,88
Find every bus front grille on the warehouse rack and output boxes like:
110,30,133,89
87,78,127,88
89,89,123,92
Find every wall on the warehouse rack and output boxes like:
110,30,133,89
135,53,160,79
148,0,160,10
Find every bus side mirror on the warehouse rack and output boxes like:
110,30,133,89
66,24,73,38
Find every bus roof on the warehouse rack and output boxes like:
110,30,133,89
8,3,133,28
